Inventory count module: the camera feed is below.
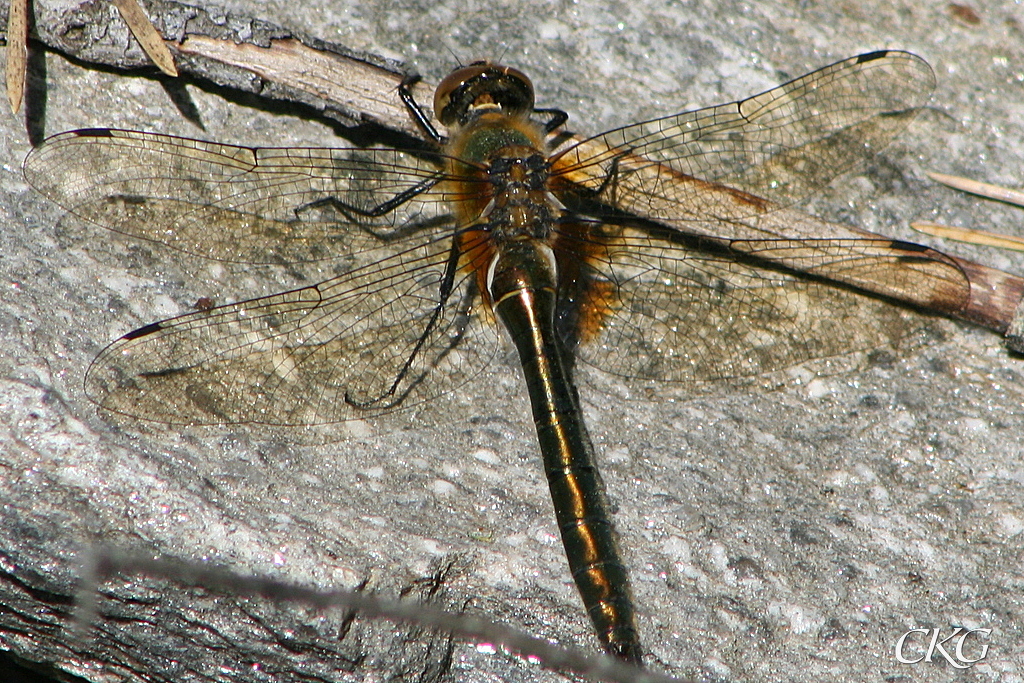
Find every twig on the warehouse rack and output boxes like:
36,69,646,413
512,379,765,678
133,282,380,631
81,547,688,683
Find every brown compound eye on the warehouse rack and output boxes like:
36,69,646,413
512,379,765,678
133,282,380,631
433,62,535,127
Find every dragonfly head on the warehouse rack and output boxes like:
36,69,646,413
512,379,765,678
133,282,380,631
434,62,535,129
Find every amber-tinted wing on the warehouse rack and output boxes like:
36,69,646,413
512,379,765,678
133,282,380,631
551,52,968,303
556,51,936,220
556,224,948,384
83,233,503,426
548,51,970,382
24,129,452,264
26,52,969,423
25,129,501,425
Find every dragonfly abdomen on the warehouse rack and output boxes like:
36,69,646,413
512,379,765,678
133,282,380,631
489,238,643,663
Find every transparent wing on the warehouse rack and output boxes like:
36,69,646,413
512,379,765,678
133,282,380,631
85,229,502,425
556,223,955,384
24,128,453,264
546,51,969,382
24,128,502,425
556,51,936,217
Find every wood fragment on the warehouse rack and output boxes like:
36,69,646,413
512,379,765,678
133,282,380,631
928,172,1024,207
912,221,1024,252
5,0,27,114
112,0,179,76
176,36,429,136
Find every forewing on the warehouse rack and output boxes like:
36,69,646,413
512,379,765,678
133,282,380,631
24,129,451,264
556,51,935,217
85,232,500,425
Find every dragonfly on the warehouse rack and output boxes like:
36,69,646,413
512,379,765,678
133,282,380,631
23,50,972,664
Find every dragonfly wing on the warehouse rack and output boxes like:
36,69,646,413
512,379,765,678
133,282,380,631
550,50,969,380
85,231,500,425
555,51,934,216
550,52,966,309
566,223,939,384
24,129,450,264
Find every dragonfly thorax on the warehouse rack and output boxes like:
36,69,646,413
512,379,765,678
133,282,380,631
456,144,561,246
446,115,564,315
443,97,560,245
486,151,558,236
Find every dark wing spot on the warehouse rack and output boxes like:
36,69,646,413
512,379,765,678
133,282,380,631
122,322,163,340
74,128,116,138
856,50,890,64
